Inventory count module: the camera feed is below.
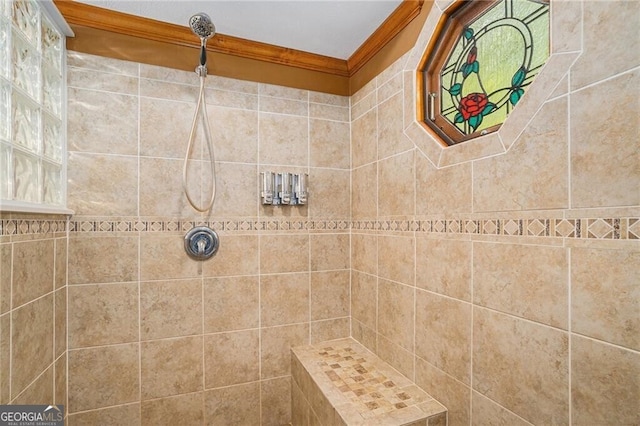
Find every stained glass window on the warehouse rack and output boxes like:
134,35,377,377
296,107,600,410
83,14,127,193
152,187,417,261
422,0,549,146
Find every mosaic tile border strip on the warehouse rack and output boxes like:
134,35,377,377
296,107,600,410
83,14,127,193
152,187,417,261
354,217,640,240
2,217,639,240
0,219,68,236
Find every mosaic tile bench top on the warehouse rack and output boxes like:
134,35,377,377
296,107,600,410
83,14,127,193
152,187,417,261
292,338,447,425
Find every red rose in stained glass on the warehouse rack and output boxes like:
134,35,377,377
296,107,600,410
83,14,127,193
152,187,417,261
459,93,488,120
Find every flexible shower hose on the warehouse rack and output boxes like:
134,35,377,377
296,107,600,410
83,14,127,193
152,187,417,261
183,73,217,212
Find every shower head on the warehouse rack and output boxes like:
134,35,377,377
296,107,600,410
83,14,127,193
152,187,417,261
189,13,216,41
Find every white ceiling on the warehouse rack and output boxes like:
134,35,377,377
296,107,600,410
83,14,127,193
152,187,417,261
74,0,404,59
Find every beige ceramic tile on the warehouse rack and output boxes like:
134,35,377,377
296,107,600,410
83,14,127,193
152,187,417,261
310,270,349,320
378,150,415,217
60,65,127,97
309,119,351,169
260,83,308,101
0,314,9,404
570,1,640,90
438,133,505,167
205,87,259,110
352,90,378,124
141,392,204,426
67,403,141,426
416,290,471,384
416,155,472,215
208,106,258,163
261,376,292,426
68,283,138,348
415,237,471,301
473,308,569,425
259,234,309,274
571,247,640,351
309,103,349,122
139,234,199,281
352,163,377,220
260,96,308,116
203,74,258,94
378,279,414,351
570,69,640,208
310,317,350,344
261,323,309,379
68,235,138,284
67,51,139,76
204,382,260,426
351,233,377,275
204,330,260,388
11,295,54,398
473,242,568,329
351,270,377,330
67,88,138,155
550,0,582,54
54,238,67,289
377,333,415,381
309,91,349,108
309,168,350,219
260,272,309,327
139,97,194,159
68,344,139,412
378,93,414,160
259,113,308,166
54,287,66,358
415,357,471,426
378,234,415,286
351,318,377,355
54,354,66,406
474,97,569,212
377,72,402,105
571,335,640,426
203,276,259,333
291,376,310,426
404,123,444,169
139,62,195,85
12,365,54,405
141,336,203,400
209,163,258,217
139,79,197,103
472,391,532,426
351,108,377,168
140,279,202,340
67,152,138,216
309,233,349,271
0,244,10,314
202,235,259,277
12,238,54,307
139,157,199,217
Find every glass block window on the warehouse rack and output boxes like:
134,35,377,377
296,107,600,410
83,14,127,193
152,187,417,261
0,0,70,212
421,0,549,146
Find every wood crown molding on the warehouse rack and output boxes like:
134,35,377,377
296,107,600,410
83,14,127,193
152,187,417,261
54,0,423,79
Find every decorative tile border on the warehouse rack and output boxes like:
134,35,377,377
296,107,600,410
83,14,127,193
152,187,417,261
1,217,639,240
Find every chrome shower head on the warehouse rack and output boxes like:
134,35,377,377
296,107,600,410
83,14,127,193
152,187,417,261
189,13,215,41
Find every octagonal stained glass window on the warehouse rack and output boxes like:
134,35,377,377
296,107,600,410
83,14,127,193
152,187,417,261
421,0,550,146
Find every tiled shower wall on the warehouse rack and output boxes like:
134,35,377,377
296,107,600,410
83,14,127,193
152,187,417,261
0,214,67,409
350,1,639,425
62,51,351,424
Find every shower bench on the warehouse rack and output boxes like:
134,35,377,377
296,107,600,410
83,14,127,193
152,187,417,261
291,338,447,425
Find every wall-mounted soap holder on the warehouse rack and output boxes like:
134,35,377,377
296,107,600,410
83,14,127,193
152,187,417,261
261,172,308,206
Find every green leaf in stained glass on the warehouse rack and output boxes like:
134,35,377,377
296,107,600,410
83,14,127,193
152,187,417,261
454,112,464,123
511,67,527,87
510,88,525,106
463,28,474,40
462,63,472,78
481,103,496,116
449,83,462,96
472,61,479,73
469,114,482,131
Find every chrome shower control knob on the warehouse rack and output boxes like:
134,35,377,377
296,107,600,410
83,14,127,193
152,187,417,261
184,226,219,260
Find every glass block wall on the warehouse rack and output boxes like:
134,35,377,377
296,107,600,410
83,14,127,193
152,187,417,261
0,0,68,210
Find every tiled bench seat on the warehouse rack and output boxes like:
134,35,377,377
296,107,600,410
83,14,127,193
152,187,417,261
291,338,447,426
